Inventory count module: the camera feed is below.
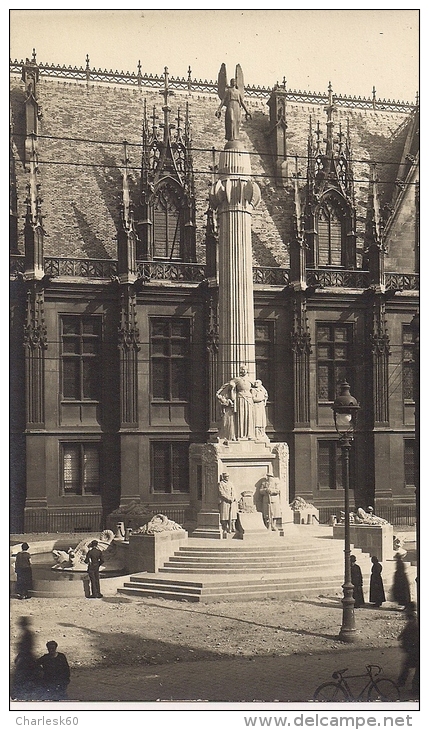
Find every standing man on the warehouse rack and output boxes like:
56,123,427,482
218,472,238,537
84,539,104,598
37,641,70,701
350,555,365,607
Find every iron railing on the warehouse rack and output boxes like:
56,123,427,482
10,58,417,112
21,506,188,534
23,509,104,534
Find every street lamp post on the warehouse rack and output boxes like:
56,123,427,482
332,381,360,643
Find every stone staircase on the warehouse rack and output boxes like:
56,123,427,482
117,526,367,603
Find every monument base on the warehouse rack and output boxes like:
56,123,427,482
190,439,292,539
333,523,394,562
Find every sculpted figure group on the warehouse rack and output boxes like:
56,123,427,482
217,471,282,537
216,366,268,442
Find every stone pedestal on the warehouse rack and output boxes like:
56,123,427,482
333,523,394,562
190,440,292,539
126,530,188,573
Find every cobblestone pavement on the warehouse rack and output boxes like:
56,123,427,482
65,646,418,705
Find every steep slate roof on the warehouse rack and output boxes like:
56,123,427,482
10,71,417,270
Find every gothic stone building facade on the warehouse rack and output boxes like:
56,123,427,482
10,56,419,533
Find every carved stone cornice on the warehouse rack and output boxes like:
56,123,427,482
118,287,140,352
23,285,47,351
290,297,311,356
206,293,219,354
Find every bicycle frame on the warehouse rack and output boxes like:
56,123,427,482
333,665,383,701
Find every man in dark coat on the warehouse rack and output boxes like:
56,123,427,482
37,641,70,700
397,602,419,696
84,539,104,598
350,555,365,607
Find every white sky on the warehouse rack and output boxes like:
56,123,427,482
9,8,419,103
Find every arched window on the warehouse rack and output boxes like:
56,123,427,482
317,199,344,267
153,185,184,260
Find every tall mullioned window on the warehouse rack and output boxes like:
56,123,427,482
317,323,352,401
153,186,184,260
61,443,101,495
317,200,343,267
151,441,189,493
61,316,102,401
255,320,274,400
318,440,355,490
150,318,191,402
404,439,416,487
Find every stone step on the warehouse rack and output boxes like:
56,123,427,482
176,546,346,556
117,574,344,603
127,573,342,589
167,555,344,567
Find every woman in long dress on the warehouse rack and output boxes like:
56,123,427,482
369,555,386,607
14,542,33,600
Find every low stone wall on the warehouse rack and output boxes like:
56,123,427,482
126,530,188,573
333,523,394,562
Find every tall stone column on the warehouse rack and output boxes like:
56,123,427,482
210,142,261,383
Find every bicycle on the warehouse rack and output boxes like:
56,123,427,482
313,664,400,702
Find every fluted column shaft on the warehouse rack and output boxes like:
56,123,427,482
210,145,260,384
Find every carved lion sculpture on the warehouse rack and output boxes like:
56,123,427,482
133,514,183,535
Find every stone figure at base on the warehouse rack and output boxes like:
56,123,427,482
355,507,389,525
218,472,238,536
231,365,255,440
216,381,236,442
251,379,268,439
259,474,282,530
215,64,252,141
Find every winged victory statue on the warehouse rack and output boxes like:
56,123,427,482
215,64,252,141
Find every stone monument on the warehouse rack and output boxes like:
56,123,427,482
189,65,292,538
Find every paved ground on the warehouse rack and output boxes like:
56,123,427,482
10,528,418,710
65,645,418,705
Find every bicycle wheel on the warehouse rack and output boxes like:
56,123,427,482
368,679,400,701
313,682,349,702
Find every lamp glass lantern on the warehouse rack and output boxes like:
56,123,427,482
332,381,360,439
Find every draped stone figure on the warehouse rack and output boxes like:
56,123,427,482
216,381,236,442
251,379,268,439
230,365,255,440
215,64,252,141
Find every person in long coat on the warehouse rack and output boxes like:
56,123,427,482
14,542,33,599
218,472,238,535
392,553,411,608
259,475,282,530
350,555,365,607
369,555,386,607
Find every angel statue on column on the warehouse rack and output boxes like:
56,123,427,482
215,63,252,141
